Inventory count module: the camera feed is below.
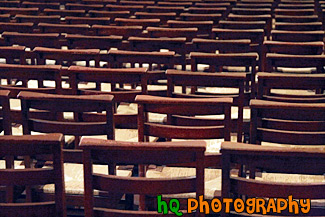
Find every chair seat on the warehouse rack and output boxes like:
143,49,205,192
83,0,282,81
146,167,221,199
42,163,132,195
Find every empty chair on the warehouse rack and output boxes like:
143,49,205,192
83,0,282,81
0,134,66,217
33,47,100,67
227,14,272,38
68,66,149,129
115,18,161,29
257,72,325,103
107,49,176,71
166,70,247,142
147,26,198,42
120,0,155,6
0,0,20,7
136,95,232,162
221,142,325,217
0,7,38,16
262,40,324,71
0,46,26,64
179,13,222,25
19,91,115,148
43,8,86,17
157,1,193,7
167,20,213,37
81,138,205,216
190,52,258,96
135,12,176,25
15,15,61,24
187,7,228,17
0,22,34,33
65,3,104,11
191,38,251,53
2,32,60,49
265,53,325,73
21,1,60,11
145,6,185,16
0,14,10,22
127,36,187,70
275,14,319,23
275,8,315,16
105,4,144,13
88,10,130,19
66,34,123,49
0,90,11,135
231,7,271,15
250,99,325,146
65,16,111,25
0,63,62,95
271,30,325,42
38,23,91,35
275,22,322,31
92,25,143,39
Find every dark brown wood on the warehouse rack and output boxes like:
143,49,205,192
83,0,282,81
19,91,115,148
221,142,325,216
80,138,205,217
257,72,325,103
166,70,246,142
147,26,198,42
250,99,325,145
0,134,66,217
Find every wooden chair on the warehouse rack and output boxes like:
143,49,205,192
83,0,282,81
66,34,123,50
136,95,232,159
265,53,325,73
275,22,322,31
19,91,115,148
0,0,20,7
218,20,268,37
88,10,130,20
105,4,144,14
257,72,325,103
179,13,222,25
274,8,316,16
157,1,193,7
107,49,175,71
166,70,247,142
274,14,319,23
0,46,26,64
227,14,272,38
271,30,325,42
38,23,91,35
167,20,213,37
0,134,66,217
0,14,10,22
195,2,231,8
120,0,155,6
190,52,258,97
231,7,271,15
43,8,86,17
65,16,111,25
135,12,176,25
33,47,100,67
0,7,39,16
115,18,161,29
145,6,185,15
65,3,104,11
2,32,61,49
0,90,11,135
15,15,61,24
146,27,198,42
81,138,205,217
92,25,143,39
190,38,251,53
127,36,187,70
250,99,325,146
261,40,324,71
212,28,264,67
21,1,60,11
187,7,228,18
68,66,149,129
0,22,34,33
221,141,325,217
